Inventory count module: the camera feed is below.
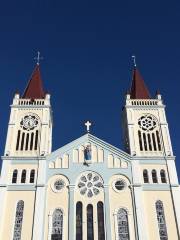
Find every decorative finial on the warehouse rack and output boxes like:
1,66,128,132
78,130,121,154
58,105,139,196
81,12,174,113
132,55,137,67
34,51,43,65
85,121,92,132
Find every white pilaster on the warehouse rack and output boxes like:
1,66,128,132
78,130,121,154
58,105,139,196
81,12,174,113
32,186,46,240
132,160,149,240
0,187,7,237
104,185,112,240
171,186,180,237
68,185,74,240
167,160,179,184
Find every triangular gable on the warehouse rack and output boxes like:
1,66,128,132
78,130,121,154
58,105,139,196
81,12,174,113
47,133,131,162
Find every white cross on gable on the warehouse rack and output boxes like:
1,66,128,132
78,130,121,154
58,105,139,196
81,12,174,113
85,121,92,132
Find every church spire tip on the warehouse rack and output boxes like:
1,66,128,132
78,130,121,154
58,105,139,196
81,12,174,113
132,55,137,68
129,60,151,99
22,63,45,99
34,51,43,65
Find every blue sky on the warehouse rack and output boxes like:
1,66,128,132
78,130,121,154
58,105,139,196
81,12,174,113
0,1,180,176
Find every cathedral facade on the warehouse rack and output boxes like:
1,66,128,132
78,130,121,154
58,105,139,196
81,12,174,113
0,62,180,240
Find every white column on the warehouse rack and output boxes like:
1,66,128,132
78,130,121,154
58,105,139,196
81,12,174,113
32,186,46,240
128,125,136,155
133,186,149,240
167,160,178,184
0,187,6,237
104,185,112,240
48,212,53,240
167,160,180,237
68,185,74,240
132,160,149,240
171,187,180,237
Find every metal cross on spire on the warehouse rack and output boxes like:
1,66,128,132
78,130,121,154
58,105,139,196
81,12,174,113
34,51,43,65
132,55,137,67
85,121,92,132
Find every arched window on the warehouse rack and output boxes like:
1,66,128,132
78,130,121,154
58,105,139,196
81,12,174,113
34,130,38,150
76,202,83,240
51,209,63,240
30,132,34,150
160,170,167,183
138,131,143,151
12,169,18,183
20,132,25,150
152,133,157,151
97,202,105,240
147,133,152,151
30,170,35,183
16,130,21,150
155,201,168,240
143,170,149,183
143,133,148,151
25,133,29,151
156,131,162,151
117,209,129,240
13,200,24,240
21,170,26,183
152,169,158,183
87,204,94,240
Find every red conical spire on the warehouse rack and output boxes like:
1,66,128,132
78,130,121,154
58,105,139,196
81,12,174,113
130,57,151,99
22,64,45,99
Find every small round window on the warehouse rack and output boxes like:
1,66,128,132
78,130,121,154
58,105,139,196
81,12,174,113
54,179,65,192
114,179,126,191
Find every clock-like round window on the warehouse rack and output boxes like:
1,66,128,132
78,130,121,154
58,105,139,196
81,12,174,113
138,114,157,132
20,115,39,131
114,180,126,191
54,179,65,191
78,172,103,198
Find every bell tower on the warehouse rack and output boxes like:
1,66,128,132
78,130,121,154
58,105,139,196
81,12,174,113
0,60,53,239
122,61,173,157
4,64,52,157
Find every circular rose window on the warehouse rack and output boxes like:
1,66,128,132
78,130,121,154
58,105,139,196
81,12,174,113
20,114,39,131
138,114,157,132
78,172,103,198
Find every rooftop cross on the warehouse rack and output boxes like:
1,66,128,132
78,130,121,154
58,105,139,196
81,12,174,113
34,51,43,65
132,55,137,67
85,121,92,132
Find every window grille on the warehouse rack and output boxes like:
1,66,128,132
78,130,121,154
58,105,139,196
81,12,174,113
51,209,63,240
152,169,158,183
13,200,24,240
30,169,35,183
138,131,143,151
117,209,129,240
16,130,21,150
76,202,83,240
97,202,105,240
12,169,18,183
34,130,38,150
21,170,26,183
87,204,94,240
25,133,29,150
143,170,149,183
30,132,34,150
160,170,167,183
20,133,25,150
156,201,168,240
